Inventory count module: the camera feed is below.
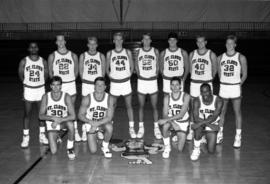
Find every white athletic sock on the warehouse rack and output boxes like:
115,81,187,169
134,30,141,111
23,129,29,136
40,126,45,134
154,122,159,128
194,139,201,148
74,121,78,129
163,137,170,146
129,121,134,128
67,140,74,149
139,122,144,127
236,129,242,135
102,141,109,149
220,127,224,132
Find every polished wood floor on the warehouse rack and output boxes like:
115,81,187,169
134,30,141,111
0,78,269,184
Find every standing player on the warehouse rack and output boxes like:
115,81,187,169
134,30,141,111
190,83,223,161
135,33,161,139
78,77,113,158
48,35,81,142
188,35,217,141
158,77,190,158
160,32,189,94
79,37,106,141
217,35,248,148
18,42,49,148
39,76,76,160
106,32,135,138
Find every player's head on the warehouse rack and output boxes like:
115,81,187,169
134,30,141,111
94,77,106,93
87,36,98,52
142,33,152,47
113,32,124,47
196,35,207,49
50,76,62,93
170,77,181,92
56,34,66,49
200,83,212,100
226,35,237,52
28,42,39,55
168,32,178,47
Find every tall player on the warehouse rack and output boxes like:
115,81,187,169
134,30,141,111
79,37,106,141
158,77,190,158
106,32,135,138
39,76,76,160
160,32,189,94
188,35,217,141
78,77,113,158
190,83,223,161
217,35,248,148
135,33,161,139
48,35,81,142
18,42,49,148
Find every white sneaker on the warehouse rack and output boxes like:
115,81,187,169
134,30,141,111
190,148,200,161
67,148,76,160
75,129,81,142
233,134,241,148
136,126,144,139
39,133,48,145
216,131,223,144
21,135,30,148
187,130,194,141
172,135,178,142
154,126,162,139
162,145,171,158
129,127,136,139
101,147,112,158
201,135,207,144
81,129,87,142
97,131,104,140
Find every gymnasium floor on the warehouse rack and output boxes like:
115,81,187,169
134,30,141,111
0,39,269,184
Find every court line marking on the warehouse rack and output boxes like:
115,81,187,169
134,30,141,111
88,156,102,184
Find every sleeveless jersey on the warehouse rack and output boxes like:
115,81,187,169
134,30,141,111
46,92,68,118
168,92,189,122
163,48,184,79
82,52,103,84
220,52,241,84
110,49,131,82
23,56,45,87
199,95,220,122
137,47,157,80
53,51,75,82
86,92,109,121
191,49,213,81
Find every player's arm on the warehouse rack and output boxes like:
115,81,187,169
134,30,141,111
189,51,194,74
79,53,85,80
217,55,222,80
154,48,160,75
95,95,114,126
100,53,106,77
39,94,55,122
127,49,134,74
134,49,139,75
47,53,54,78
42,58,49,81
106,51,111,77
59,94,76,123
240,54,248,85
71,52,79,78
159,50,165,75
210,51,218,79
158,94,169,125
78,95,95,126
18,58,26,82
182,49,189,82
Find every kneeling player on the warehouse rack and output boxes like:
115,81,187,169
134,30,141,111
190,83,223,161
39,76,76,160
78,77,113,158
158,77,190,158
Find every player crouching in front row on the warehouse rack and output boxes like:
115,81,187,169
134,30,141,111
78,77,114,158
39,76,76,160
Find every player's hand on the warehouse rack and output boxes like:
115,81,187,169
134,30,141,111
207,124,220,132
51,117,62,124
51,122,58,129
89,126,97,134
191,123,201,130
158,119,167,125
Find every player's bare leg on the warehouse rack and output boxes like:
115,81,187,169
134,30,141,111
21,101,32,148
187,98,195,141
71,95,81,142
162,122,171,158
150,93,162,139
217,99,229,144
124,94,136,139
232,98,242,148
37,101,48,145
206,132,217,154
102,123,113,158
66,121,75,160
48,131,58,154
190,127,203,161
137,93,146,138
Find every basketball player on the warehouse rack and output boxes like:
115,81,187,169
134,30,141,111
190,83,223,161
188,35,217,141
48,35,81,141
18,42,49,148
39,76,76,160
217,35,248,148
106,32,135,138
158,77,190,158
160,32,189,94
78,77,113,158
79,37,106,141
135,33,161,139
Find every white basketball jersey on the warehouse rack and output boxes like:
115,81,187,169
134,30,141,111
53,51,75,82
163,48,184,79
168,92,189,122
110,49,131,81
137,47,157,79
23,56,45,87
86,93,109,121
46,92,68,118
82,52,103,83
220,52,241,84
199,95,220,122
191,49,213,81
